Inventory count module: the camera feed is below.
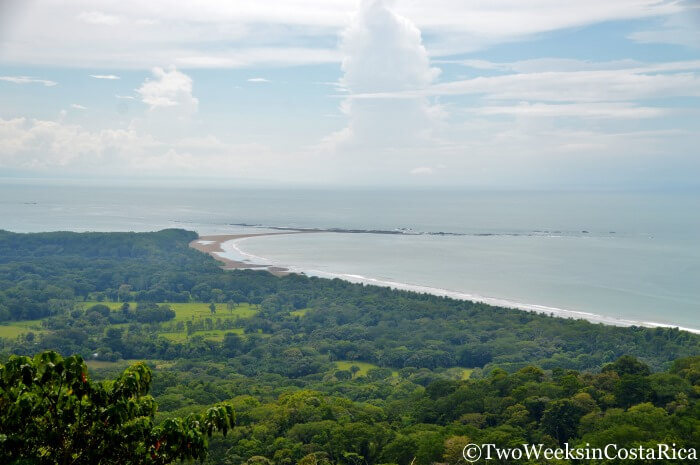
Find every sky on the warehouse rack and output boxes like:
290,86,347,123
0,0,699,188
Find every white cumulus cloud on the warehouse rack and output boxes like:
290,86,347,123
135,67,199,113
0,117,278,177
324,0,442,158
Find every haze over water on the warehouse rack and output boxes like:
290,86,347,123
2,183,698,331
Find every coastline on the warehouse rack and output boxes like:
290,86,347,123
189,232,312,276
195,233,700,335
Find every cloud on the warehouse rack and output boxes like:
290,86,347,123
0,117,276,176
410,166,433,175
1,1,698,188
323,0,441,156
135,67,198,112
628,1,700,48
0,0,692,69
76,11,120,25
445,57,700,74
439,71,700,103
0,117,151,169
70,104,87,110
351,64,700,103
339,0,439,94
0,76,57,86
395,0,685,55
90,74,120,80
470,102,669,119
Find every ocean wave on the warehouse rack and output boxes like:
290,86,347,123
218,236,700,335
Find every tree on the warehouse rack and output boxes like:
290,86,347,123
444,436,471,465
615,374,652,408
541,398,587,444
120,302,131,316
209,302,217,314
223,332,241,354
602,355,651,377
0,351,235,465
117,284,132,303
86,304,111,318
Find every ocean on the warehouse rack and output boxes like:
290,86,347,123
1,182,698,332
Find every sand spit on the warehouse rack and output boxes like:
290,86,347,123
189,232,309,276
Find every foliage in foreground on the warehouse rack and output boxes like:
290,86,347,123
0,351,235,465
198,355,700,465
3,352,699,465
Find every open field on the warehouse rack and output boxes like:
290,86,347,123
334,360,399,378
445,367,473,380
1,302,258,344
169,302,258,321
81,301,258,321
0,319,46,339
78,301,259,343
290,308,309,317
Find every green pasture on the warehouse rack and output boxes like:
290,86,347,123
0,319,46,339
450,367,473,380
334,360,399,378
290,308,309,317
82,301,258,322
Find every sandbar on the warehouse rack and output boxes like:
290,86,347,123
189,232,307,276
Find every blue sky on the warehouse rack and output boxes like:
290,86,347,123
0,0,699,188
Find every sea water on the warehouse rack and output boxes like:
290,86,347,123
1,182,698,331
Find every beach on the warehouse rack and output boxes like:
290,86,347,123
189,232,310,276
196,231,700,335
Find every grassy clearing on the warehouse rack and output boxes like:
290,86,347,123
168,302,257,322
290,308,309,317
0,326,30,339
334,361,399,378
82,301,258,322
0,319,46,339
442,367,474,380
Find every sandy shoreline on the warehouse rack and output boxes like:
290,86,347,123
190,232,700,334
189,232,308,276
